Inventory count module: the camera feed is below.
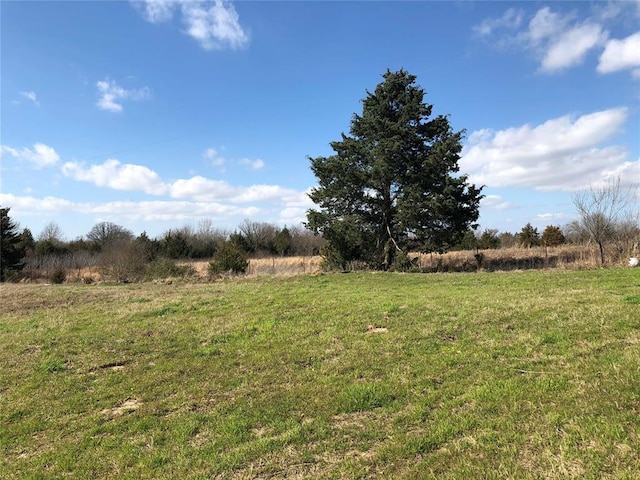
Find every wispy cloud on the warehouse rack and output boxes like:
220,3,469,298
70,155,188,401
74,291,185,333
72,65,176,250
0,143,60,169
460,107,636,191
133,0,177,23
203,147,226,167
19,91,40,106
481,195,516,211
239,158,265,170
96,78,151,113
537,22,608,73
133,0,249,50
203,147,264,170
181,0,249,50
473,5,638,76
472,8,523,37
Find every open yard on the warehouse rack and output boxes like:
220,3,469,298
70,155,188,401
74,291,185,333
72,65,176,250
1,269,639,479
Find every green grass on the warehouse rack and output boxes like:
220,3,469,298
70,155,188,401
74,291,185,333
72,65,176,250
1,269,639,479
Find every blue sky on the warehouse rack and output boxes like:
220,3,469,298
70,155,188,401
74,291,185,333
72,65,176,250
2,0,639,241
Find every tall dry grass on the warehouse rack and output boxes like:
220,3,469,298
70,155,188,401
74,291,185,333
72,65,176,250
414,244,604,272
182,256,323,278
20,243,635,283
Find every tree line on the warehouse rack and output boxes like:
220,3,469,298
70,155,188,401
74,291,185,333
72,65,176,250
0,213,324,283
2,204,637,283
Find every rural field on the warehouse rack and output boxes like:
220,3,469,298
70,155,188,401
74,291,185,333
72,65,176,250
1,269,639,479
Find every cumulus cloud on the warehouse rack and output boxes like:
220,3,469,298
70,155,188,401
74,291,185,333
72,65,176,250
598,32,640,75
523,7,608,73
19,91,39,106
0,192,260,225
460,107,634,191
473,6,640,75
132,0,249,50
1,143,60,168
169,176,299,204
276,188,315,224
2,141,312,234
96,78,151,113
170,175,236,200
0,193,77,213
62,159,168,195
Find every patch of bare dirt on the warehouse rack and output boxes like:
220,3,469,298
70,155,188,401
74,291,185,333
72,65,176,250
101,398,143,417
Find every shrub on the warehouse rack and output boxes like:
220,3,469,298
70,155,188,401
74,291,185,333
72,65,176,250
144,259,195,280
49,267,66,284
390,251,419,272
208,241,249,275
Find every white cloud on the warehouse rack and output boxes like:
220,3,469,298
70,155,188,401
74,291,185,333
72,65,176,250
539,23,608,73
597,32,640,74
0,192,260,225
90,199,259,221
277,189,315,225
460,107,634,191
132,0,177,23
96,78,151,113
1,143,60,168
203,148,264,170
232,185,291,203
169,177,299,204
133,0,249,50
481,195,516,211
473,8,523,37
20,91,39,106
203,147,226,167
239,158,265,170
62,159,168,195
170,175,236,200
474,6,634,74
181,0,249,50
535,212,567,222
526,7,573,44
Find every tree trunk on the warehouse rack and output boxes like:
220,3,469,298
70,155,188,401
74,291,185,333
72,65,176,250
598,241,605,266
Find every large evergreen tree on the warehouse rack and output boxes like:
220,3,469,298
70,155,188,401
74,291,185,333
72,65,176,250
306,70,483,269
1,207,26,281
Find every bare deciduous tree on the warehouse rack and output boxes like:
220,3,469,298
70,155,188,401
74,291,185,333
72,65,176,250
37,222,65,243
572,177,639,265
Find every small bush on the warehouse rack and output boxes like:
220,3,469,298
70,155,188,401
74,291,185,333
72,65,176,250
209,241,249,275
390,251,420,272
49,267,66,284
144,259,195,280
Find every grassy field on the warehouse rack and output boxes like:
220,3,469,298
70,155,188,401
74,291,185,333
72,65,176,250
1,269,639,479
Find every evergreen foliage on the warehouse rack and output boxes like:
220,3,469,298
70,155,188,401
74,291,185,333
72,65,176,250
541,225,566,247
516,223,541,248
208,241,249,275
1,207,26,281
307,70,483,269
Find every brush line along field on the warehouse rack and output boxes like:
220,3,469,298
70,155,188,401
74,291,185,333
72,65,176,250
1,269,639,479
